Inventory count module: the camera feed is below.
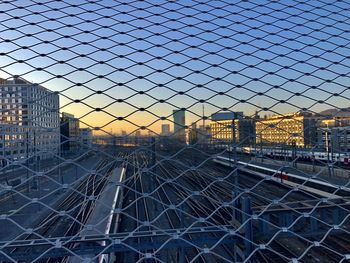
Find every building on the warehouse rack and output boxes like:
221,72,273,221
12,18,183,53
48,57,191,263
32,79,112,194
0,77,60,165
255,112,317,148
172,109,186,142
316,116,350,153
79,128,93,148
211,112,243,121
161,124,170,136
198,124,211,144
0,124,27,166
318,117,350,128
189,123,211,145
210,112,255,146
189,122,198,145
60,112,80,153
317,126,350,153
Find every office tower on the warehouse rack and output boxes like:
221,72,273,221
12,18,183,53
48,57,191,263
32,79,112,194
60,112,80,153
0,76,60,165
172,109,186,142
161,124,170,136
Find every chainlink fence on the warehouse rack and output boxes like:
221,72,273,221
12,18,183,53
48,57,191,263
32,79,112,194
0,0,350,262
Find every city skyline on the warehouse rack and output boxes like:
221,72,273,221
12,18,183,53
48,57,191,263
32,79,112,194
1,0,350,134
1,75,349,136
2,76,348,159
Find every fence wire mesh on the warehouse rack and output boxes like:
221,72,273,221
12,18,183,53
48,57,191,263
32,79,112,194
0,0,350,262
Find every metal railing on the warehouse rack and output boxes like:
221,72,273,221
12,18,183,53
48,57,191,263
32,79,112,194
0,0,350,262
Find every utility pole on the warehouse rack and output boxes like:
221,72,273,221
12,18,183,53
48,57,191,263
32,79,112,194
202,104,205,149
233,116,237,167
253,133,257,162
59,143,63,186
330,129,334,176
202,104,205,132
34,129,37,192
26,131,30,193
33,129,41,211
150,137,156,174
325,127,332,177
232,114,238,191
338,132,341,166
292,139,297,168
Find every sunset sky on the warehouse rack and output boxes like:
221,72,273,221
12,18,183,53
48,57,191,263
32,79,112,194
0,0,350,135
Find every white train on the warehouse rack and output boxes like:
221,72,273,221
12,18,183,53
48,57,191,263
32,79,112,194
214,156,350,198
226,146,350,165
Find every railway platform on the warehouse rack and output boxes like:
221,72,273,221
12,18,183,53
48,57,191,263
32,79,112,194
68,167,125,263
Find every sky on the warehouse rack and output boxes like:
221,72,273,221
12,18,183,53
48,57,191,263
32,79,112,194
0,0,350,135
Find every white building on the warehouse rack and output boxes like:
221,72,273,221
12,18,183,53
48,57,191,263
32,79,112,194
79,128,93,148
0,77,60,165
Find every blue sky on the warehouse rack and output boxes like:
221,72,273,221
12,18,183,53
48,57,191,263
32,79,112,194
0,0,350,134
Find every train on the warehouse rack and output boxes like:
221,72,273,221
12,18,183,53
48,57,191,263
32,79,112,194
214,156,350,198
225,146,350,165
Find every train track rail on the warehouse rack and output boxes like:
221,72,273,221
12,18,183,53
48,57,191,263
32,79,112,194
113,148,350,262
2,158,118,263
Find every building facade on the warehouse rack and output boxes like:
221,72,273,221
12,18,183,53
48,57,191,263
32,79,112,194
60,112,80,153
0,124,27,166
318,117,350,128
79,128,93,148
0,77,60,165
198,124,211,144
189,122,198,144
210,112,255,146
172,109,186,142
161,124,170,136
317,126,350,153
255,112,317,148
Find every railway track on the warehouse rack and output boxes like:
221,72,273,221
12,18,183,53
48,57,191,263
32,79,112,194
0,152,96,207
3,158,119,263
115,149,350,262
164,150,350,262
